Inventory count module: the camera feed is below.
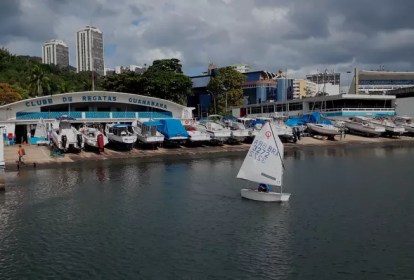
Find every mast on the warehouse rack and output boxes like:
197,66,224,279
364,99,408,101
268,122,285,193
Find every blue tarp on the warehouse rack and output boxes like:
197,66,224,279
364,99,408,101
113,124,129,128
157,119,189,139
143,120,162,126
286,112,332,126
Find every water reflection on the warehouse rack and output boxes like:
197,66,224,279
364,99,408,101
1,146,414,279
285,145,414,160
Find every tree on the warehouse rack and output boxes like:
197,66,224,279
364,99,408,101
207,67,246,115
0,83,24,105
140,59,192,105
100,71,143,93
29,65,46,96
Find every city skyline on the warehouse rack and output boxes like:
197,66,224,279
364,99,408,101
2,0,414,77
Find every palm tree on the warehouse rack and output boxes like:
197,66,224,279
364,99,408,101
29,65,45,96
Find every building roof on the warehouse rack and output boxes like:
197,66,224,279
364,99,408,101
359,70,414,80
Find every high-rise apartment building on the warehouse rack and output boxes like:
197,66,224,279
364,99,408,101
293,79,317,99
42,39,69,68
76,26,104,75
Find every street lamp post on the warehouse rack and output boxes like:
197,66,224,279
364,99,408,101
206,90,216,114
222,86,228,114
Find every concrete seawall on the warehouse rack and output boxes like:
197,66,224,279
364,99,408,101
3,135,414,171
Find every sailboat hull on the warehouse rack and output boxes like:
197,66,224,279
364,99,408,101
240,189,290,202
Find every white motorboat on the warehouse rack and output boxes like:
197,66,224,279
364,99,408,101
184,125,211,143
80,126,108,151
273,122,299,143
196,120,231,144
237,122,290,202
131,120,164,144
306,123,343,140
368,117,405,136
105,124,137,150
344,116,386,137
51,116,83,152
393,116,414,134
156,119,188,145
223,116,249,142
226,121,250,143
237,117,262,142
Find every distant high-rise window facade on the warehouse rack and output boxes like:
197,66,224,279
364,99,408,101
76,26,104,76
42,39,69,68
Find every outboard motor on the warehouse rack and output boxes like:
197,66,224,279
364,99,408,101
293,127,301,141
77,134,83,149
61,135,67,150
97,134,104,153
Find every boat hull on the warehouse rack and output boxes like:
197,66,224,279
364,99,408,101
240,189,290,202
307,123,342,136
345,122,385,137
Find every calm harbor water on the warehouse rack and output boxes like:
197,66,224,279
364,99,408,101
1,146,414,279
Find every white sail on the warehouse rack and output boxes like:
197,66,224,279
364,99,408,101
34,119,48,138
236,122,284,186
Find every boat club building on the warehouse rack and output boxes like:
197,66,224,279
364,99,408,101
0,91,193,144
231,94,397,118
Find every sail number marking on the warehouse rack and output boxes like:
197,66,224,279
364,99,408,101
249,139,279,163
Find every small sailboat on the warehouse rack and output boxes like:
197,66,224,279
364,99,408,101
237,122,290,202
33,118,50,145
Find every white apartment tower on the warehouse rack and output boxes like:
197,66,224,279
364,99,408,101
42,39,69,68
76,26,104,75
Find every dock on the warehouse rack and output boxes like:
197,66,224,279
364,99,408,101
3,135,414,170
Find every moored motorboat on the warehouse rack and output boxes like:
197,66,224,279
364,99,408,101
132,119,164,145
80,126,108,152
344,116,385,137
51,115,83,152
156,119,188,145
184,125,211,144
306,123,343,140
393,116,414,134
368,116,405,136
105,123,137,150
196,120,231,144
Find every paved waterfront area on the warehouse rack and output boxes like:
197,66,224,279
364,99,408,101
3,135,414,170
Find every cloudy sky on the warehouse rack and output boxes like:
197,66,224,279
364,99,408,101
1,0,414,79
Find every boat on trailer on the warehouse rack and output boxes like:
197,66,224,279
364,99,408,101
367,116,405,136
80,126,108,151
131,120,164,145
344,116,386,137
393,116,414,134
184,124,211,144
105,124,137,150
156,119,189,145
306,123,343,139
196,120,231,144
51,115,83,152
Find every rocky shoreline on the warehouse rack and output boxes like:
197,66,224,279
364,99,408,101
3,134,414,171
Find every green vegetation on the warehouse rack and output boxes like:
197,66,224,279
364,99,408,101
0,49,193,106
101,58,193,105
0,48,94,102
207,67,246,115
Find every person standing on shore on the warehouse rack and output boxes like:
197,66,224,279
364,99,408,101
18,145,25,164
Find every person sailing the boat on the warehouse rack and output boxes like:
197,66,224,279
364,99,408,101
258,183,270,193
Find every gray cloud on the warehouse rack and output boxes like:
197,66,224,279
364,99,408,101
0,0,413,77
